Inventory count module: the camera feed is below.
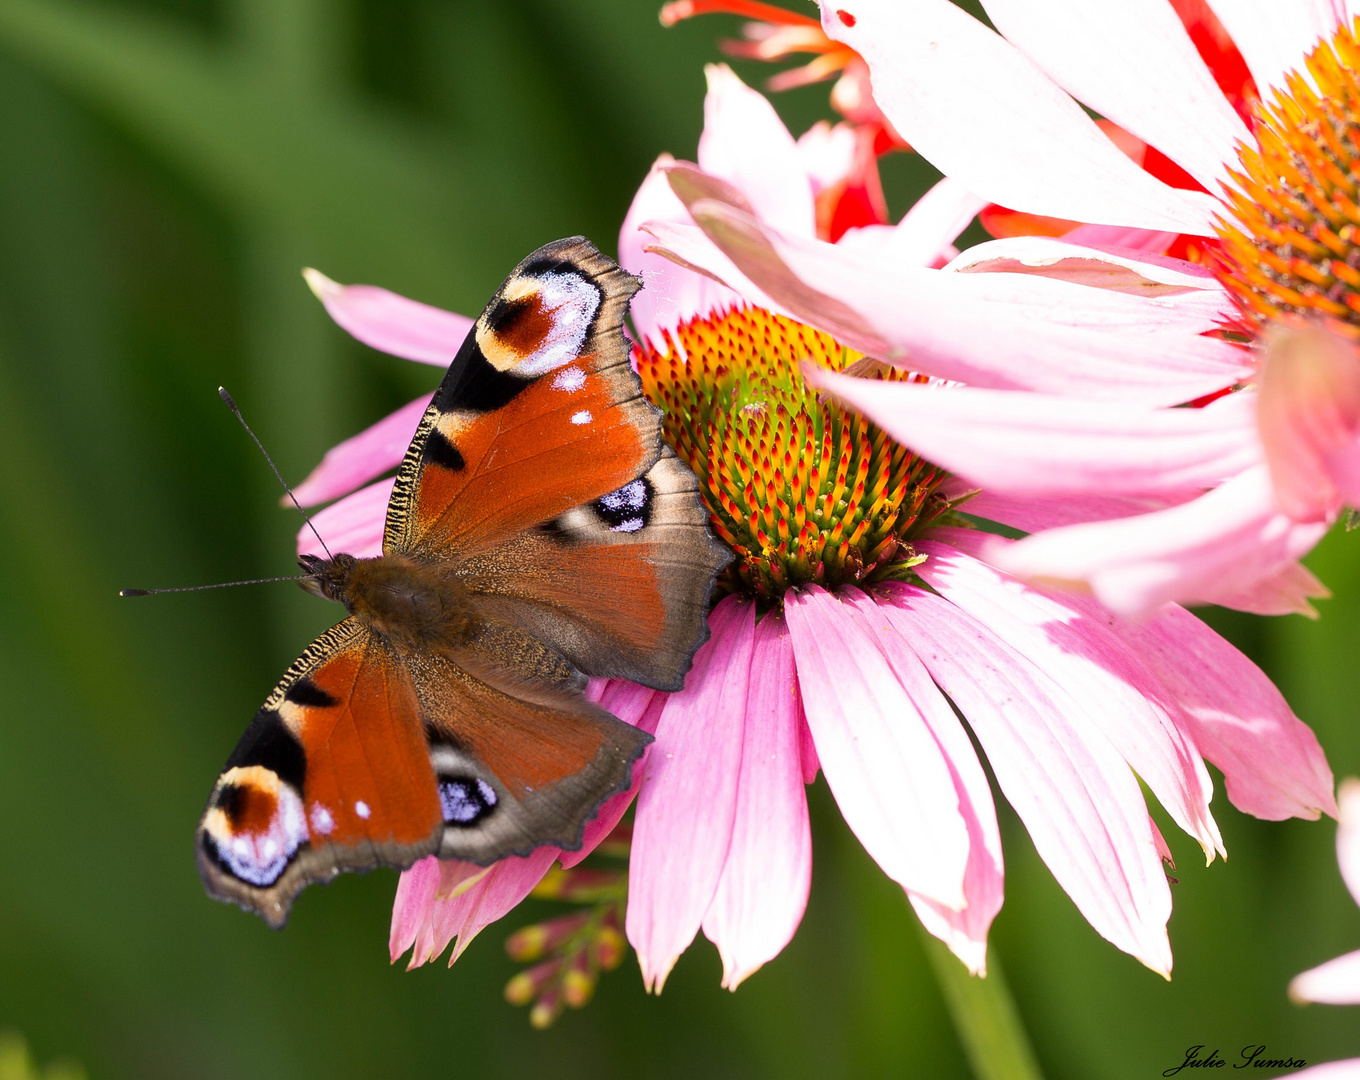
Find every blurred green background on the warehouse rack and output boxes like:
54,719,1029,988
0,0,1357,1076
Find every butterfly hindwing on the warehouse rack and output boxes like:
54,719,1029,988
197,619,443,927
405,637,652,863
455,450,729,691
384,236,659,558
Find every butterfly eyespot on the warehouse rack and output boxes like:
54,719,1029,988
202,767,307,887
570,410,592,425
476,271,601,376
354,800,371,819
438,775,498,826
595,478,651,533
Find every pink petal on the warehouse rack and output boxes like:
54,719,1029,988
798,698,821,784
303,269,472,366
1061,223,1180,254
886,177,988,268
785,585,970,910
1101,600,1336,821
841,591,1005,974
962,488,1195,533
1291,1060,1360,1079
390,854,441,962
677,198,1250,403
979,0,1250,194
698,65,815,239
1205,559,1332,616
627,595,758,992
1257,322,1360,522
819,0,1219,233
988,464,1331,617
402,847,558,970
292,394,430,507
702,611,813,989
1205,0,1344,101
808,372,1261,497
943,235,1227,299
621,156,743,349
878,583,1173,974
795,120,859,197
1290,949,1360,1005
558,680,663,871
917,539,1223,860
1336,777,1360,907
298,477,391,559
640,215,798,324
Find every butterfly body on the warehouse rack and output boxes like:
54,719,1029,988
197,238,729,927
299,553,477,654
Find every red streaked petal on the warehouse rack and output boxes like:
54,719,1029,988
819,0,1219,233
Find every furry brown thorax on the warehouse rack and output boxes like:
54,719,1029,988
298,553,476,654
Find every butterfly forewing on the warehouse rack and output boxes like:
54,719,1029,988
197,619,443,927
384,237,658,559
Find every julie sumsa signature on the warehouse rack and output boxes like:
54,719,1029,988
1164,1045,1307,1074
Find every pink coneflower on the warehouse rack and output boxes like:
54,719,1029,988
291,64,1335,999
656,0,1360,618
1288,778,1360,1079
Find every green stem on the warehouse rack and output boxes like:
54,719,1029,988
917,921,1045,1080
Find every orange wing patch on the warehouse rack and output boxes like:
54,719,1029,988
196,620,444,927
382,237,660,559
286,636,440,850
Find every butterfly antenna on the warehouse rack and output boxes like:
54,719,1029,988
218,387,334,560
120,575,308,598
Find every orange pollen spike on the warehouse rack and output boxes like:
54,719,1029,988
1216,16,1360,343
633,304,955,604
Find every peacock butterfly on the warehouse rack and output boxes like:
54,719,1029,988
197,237,729,927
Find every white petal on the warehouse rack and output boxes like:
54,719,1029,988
677,200,1250,403
886,177,988,268
980,0,1250,194
944,235,1227,297
620,156,742,349
698,65,816,239
1338,778,1360,908
819,0,1220,233
1206,0,1344,101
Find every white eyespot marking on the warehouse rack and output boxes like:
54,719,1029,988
205,765,307,887
481,270,600,378
600,480,646,512
310,804,334,836
552,365,586,391
438,776,498,825
597,479,649,533
355,800,371,819
571,410,592,425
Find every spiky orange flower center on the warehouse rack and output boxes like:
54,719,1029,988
634,305,953,603
1217,18,1360,339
